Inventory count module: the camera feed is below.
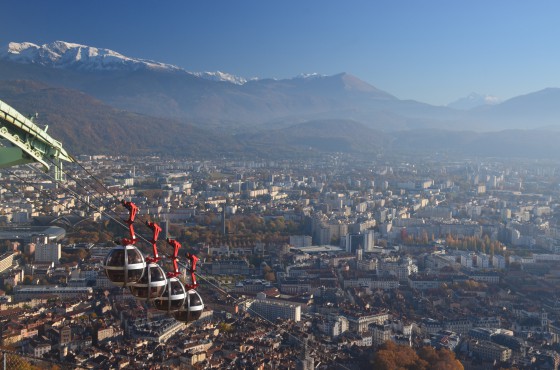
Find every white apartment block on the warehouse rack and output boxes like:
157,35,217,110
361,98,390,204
370,323,391,347
461,254,473,268
14,286,93,301
471,340,512,362
475,254,490,268
0,252,14,273
248,299,301,322
318,316,349,338
492,255,506,269
364,229,375,252
347,313,390,333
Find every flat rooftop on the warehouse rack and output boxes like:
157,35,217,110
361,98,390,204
0,226,66,242
292,245,344,254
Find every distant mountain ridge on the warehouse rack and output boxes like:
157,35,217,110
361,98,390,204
0,40,457,130
1,41,559,130
2,41,184,72
1,41,248,84
1,79,559,160
2,39,560,158
0,54,420,130
190,71,249,85
0,80,240,156
447,92,501,110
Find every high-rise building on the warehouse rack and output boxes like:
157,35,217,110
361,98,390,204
343,229,375,253
35,243,61,264
296,340,315,370
290,235,312,248
364,229,375,252
356,248,363,261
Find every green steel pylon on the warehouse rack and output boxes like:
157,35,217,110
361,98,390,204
0,99,75,180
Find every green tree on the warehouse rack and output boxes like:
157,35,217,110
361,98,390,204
218,322,234,333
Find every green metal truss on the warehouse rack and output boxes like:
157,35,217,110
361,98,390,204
0,99,75,180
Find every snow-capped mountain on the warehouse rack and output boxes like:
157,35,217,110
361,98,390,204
190,71,248,85
5,40,560,133
1,41,251,84
447,92,501,110
295,73,327,80
1,41,185,72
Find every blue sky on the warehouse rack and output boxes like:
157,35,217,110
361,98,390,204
3,1,560,106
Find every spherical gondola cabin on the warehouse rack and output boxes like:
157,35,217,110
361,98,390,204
129,262,167,301
103,244,146,286
173,289,204,323
153,277,187,312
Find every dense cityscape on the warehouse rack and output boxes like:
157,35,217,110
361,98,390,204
1,152,560,369
4,1,560,369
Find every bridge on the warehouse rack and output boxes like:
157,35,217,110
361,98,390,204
0,99,74,180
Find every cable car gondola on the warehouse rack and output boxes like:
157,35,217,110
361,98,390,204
174,289,204,322
130,222,167,300
103,244,146,286
103,201,146,286
129,261,167,300
153,276,187,312
101,202,204,320
174,251,204,321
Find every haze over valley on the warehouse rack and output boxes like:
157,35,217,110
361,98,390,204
2,41,560,159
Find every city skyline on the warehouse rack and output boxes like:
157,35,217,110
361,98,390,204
3,0,560,106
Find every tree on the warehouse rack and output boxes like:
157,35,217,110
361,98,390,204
4,354,37,370
370,341,424,370
263,266,276,282
77,248,89,260
370,342,463,370
418,346,463,370
417,346,439,367
420,230,429,245
218,322,234,333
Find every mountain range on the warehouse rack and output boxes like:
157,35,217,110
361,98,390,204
447,93,501,110
1,41,560,159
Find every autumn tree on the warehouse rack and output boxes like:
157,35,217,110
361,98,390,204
370,341,426,370
263,266,276,282
3,354,38,370
417,346,463,370
370,342,463,370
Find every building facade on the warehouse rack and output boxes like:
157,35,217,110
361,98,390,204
35,243,61,264
248,299,301,322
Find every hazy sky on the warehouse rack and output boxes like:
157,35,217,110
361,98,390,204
3,1,560,106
